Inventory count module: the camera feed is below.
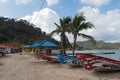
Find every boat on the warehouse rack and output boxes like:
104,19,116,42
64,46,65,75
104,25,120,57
38,49,60,62
76,52,120,71
57,54,81,66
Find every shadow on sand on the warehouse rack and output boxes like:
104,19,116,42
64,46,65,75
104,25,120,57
93,70,120,79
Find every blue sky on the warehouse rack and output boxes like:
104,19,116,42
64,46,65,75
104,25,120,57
0,0,120,42
0,0,120,18
0,0,82,18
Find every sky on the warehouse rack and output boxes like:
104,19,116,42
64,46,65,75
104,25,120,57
0,0,120,42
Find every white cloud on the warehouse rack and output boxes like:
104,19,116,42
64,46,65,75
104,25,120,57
21,8,60,34
80,0,111,7
46,0,59,6
20,7,120,42
20,15,32,22
78,7,120,42
0,0,8,3
0,0,31,4
16,0,31,4
21,8,60,41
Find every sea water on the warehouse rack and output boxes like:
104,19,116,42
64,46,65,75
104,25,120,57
66,49,120,61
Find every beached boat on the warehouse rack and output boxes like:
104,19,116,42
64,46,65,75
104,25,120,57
38,49,60,62
76,52,120,71
57,54,81,66
38,50,58,62
38,52,52,61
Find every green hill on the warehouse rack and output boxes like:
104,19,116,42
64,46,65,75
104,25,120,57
0,17,57,46
76,40,120,49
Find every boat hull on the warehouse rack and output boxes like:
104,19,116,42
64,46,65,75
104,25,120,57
76,53,120,71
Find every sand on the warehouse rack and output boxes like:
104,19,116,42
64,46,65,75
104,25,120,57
0,54,120,80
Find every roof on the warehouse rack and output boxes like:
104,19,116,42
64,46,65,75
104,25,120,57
22,45,31,48
38,39,58,47
0,44,18,48
30,42,40,47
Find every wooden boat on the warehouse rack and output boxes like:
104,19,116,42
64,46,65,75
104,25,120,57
76,53,120,71
38,52,52,61
93,62,120,71
38,50,59,62
57,54,81,66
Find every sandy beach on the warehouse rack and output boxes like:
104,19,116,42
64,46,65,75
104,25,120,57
0,54,120,80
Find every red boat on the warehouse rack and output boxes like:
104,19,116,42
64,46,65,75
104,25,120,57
38,51,59,62
38,52,52,61
76,53,120,71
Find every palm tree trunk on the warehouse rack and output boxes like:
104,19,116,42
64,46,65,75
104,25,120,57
61,35,66,55
72,34,77,56
61,36,64,49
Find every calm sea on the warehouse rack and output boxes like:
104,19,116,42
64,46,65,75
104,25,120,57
66,49,120,61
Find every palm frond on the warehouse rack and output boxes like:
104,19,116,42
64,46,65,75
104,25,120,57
79,22,95,31
49,16,72,50
54,23,61,29
78,33,96,45
64,35,72,47
49,29,61,36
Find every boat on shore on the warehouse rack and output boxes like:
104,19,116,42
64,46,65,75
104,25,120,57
76,52,120,71
93,62,120,71
57,54,81,66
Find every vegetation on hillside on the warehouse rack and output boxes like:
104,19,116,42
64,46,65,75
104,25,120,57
0,17,59,47
77,40,120,50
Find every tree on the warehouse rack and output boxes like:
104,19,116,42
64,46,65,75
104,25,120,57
70,13,96,56
50,17,72,54
0,33,8,43
0,16,48,44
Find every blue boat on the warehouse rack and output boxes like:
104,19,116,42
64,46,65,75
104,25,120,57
57,54,82,66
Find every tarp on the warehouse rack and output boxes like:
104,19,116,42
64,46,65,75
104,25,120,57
0,44,18,48
38,39,58,47
30,42,40,47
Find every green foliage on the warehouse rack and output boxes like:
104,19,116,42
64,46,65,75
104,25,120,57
69,13,95,55
50,16,72,50
77,40,120,49
0,17,48,45
0,33,8,43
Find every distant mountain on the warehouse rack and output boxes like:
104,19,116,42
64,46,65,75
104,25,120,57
76,40,120,49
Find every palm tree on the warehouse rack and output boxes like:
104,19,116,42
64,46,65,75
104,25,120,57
70,13,96,56
50,17,72,54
